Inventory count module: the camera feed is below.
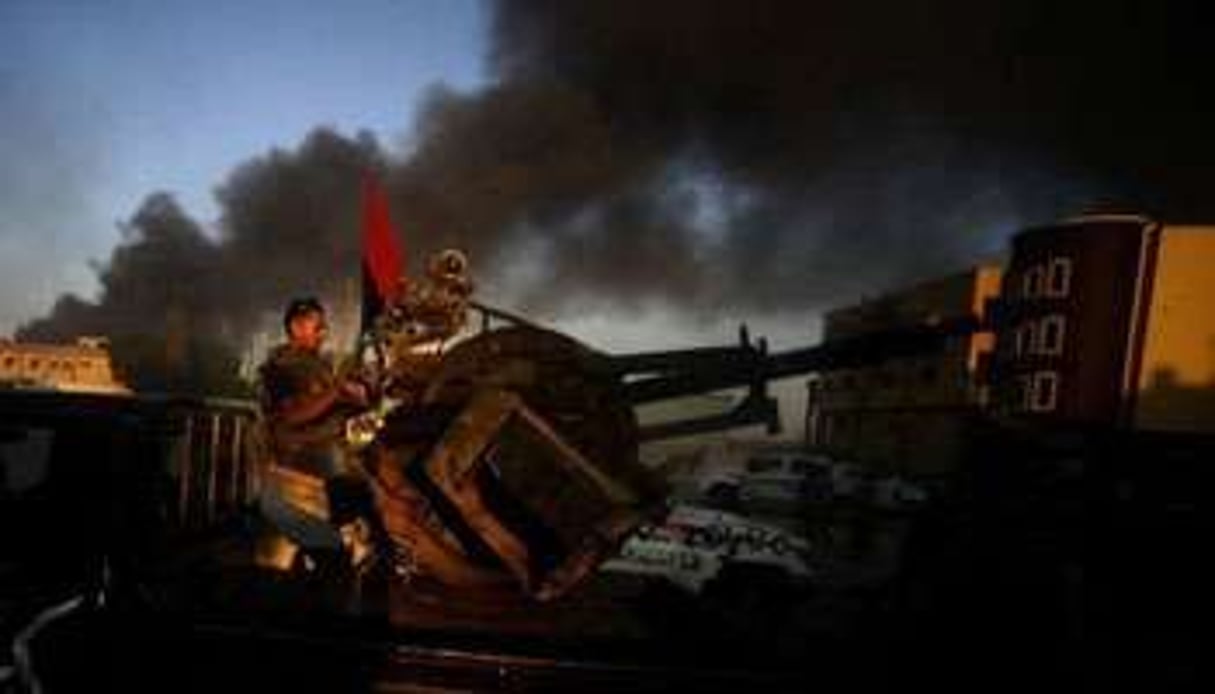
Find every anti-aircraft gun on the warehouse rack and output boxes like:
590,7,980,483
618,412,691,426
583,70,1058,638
308,248,662,603
304,249,977,604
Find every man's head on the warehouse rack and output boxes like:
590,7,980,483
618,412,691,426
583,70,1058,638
283,297,327,352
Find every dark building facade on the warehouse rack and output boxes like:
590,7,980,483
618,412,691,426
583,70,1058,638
990,214,1215,431
805,265,1003,476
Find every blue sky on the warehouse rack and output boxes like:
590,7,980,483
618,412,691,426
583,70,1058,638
1,0,487,333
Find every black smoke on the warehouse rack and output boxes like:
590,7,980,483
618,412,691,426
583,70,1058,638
19,0,1214,392
19,193,245,394
392,0,1214,311
19,132,382,394
477,0,1212,307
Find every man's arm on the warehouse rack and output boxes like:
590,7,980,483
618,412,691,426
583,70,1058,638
275,380,370,426
275,384,342,426
260,347,373,428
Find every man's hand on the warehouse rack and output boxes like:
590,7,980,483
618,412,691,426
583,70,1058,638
338,379,371,408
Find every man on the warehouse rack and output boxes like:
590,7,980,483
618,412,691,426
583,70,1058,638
260,297,368,475
258,297,375,569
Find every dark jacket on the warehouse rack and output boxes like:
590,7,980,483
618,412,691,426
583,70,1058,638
257,344,346,462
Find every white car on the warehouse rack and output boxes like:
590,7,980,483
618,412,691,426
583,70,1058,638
737,452,833,507
601,504,813,593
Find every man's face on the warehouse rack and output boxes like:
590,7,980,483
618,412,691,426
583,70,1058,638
288,310,327,351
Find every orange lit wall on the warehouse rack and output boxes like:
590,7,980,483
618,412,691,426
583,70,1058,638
967,265,1003,373
1134,227,1215,431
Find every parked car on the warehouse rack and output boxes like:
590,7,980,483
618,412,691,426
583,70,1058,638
737,452,833,508
602,504,814,593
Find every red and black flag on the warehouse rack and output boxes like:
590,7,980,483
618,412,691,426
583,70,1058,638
360,171,404,334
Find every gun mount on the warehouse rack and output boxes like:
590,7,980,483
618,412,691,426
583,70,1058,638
269,250,980,604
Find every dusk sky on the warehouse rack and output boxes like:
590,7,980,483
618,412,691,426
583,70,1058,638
2,0,829,358
5,0,1210,435
4,0,1210,361
1,0,486,335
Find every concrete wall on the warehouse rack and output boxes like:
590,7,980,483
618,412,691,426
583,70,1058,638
1134,227,1215,431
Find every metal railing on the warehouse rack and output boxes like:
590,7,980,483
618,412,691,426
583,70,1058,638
139,395,263,534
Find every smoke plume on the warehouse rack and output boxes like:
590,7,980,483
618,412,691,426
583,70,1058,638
19,0,1214,391
393,0,1214,312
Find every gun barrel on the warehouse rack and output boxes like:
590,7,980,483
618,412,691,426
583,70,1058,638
617,315,980,405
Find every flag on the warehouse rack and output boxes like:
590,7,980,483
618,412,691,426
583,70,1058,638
360,171,404,334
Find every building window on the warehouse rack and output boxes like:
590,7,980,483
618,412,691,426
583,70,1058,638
1017,374,1033,412
1046,258,1072,298
1039,315,1066,355
1030,371,1059,412
2,356,14,370
1022,265,1044,299
1016,321,1038,356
